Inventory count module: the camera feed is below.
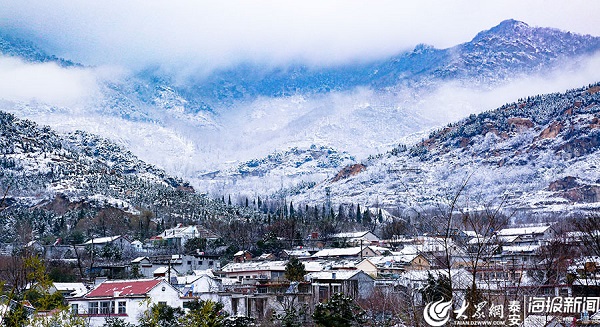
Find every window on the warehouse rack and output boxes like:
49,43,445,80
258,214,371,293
118,301,126,314
71,304,79,314
199,261,203,265
158,301,167,306
209,261,214,266
332,285,341,294
100,301,111,314
187,261,192,265
88,302,98,314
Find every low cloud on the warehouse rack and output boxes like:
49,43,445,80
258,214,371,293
0,1,599,75
0,56,100,107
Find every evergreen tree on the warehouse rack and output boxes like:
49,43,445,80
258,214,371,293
312,293,366,327
284,257,307,282
363,208,371,224
355,204,362,224
289,201,295,219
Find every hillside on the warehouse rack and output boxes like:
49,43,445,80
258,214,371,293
0,111,260,244
291,83,600,220
194,145,355,198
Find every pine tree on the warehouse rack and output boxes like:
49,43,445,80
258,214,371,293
289,201,295,219
363,208,371,224
356,204,362,224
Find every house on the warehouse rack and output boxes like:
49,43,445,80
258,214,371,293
130,257,153,277
256,253,276,261
220,260,288,282
370,254,431,276
152,224,219,249
305,270,374,303
355,259,378,277
220,260,323,283
281,249,313,259
311,246,378,259
233,250,253,263
48,282,88,298
0,295,36,323
496,224,555,246
179,270,224,296
152,266,179,283
131,254,221,278
131,240,146,253
83,235,133,254
68,279,182,327
330,231,380,245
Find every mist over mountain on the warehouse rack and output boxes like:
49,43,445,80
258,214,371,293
1,19,600,207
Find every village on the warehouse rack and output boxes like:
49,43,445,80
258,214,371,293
3,221,600,326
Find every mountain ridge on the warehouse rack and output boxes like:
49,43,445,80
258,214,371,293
286,82,600,219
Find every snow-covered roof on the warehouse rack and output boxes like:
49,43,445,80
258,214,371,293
331,231,373,238
283,249,312,257
312,247,373,258
83,235,125,245
502,244,540,253
157,224,219,240
131,256,149,263
52,283,88,297
497,235,519,244
221,260,288,272
496,225,552,236
176,275,201,285
463,230,482,238
153,266,179,275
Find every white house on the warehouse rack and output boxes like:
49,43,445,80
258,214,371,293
131,254,221,278
311,246,379,259
496,225,555,246
153,224,219,249
68,279,182,327
178,270,224,296
330,231,380,245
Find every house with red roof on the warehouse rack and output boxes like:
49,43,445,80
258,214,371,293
67,279,182,327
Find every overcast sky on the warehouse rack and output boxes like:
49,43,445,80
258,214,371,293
1,0,599,73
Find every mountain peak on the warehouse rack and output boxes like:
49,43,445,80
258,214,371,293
472,19,531,41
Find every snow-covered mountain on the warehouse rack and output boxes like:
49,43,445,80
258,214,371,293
0,111,258,242
292,83,600,220
1,19,600,202
170,19,600,103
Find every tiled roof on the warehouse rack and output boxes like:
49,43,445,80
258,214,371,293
85,279,162,298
